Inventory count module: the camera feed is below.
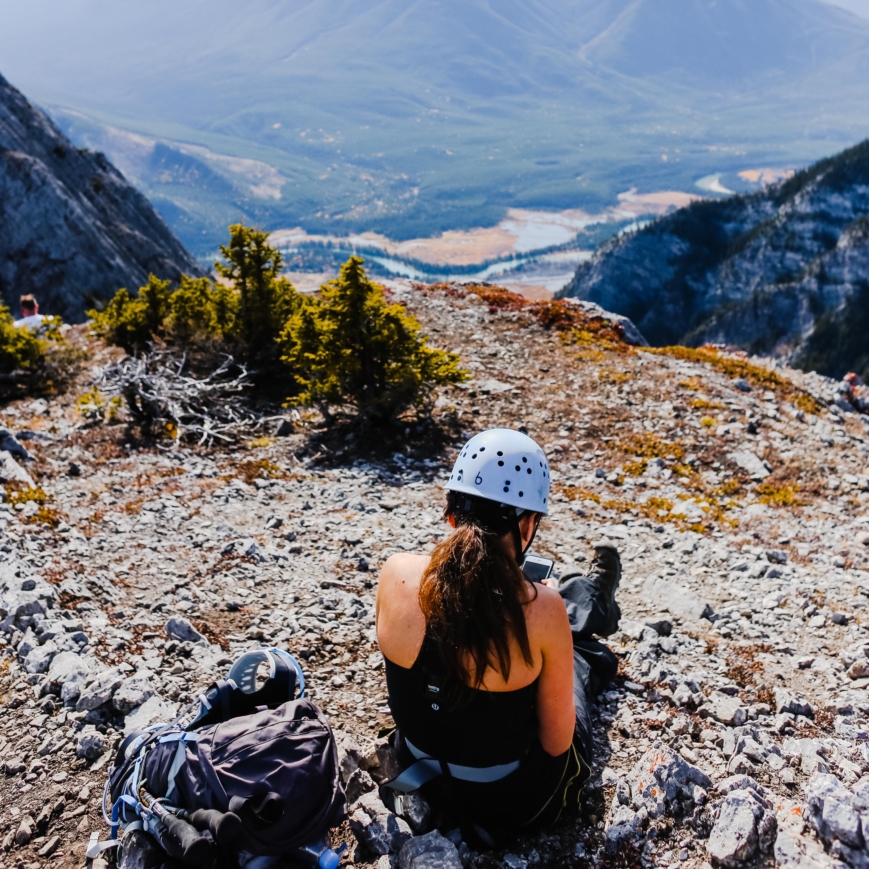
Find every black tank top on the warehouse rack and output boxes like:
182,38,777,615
384,630,539,768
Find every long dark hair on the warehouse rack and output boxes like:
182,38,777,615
418,491,537,690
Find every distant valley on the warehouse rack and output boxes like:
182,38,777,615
3,0,869,255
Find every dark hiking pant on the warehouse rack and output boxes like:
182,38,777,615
556,571,620,765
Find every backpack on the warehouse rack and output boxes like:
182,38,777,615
93,649,347,869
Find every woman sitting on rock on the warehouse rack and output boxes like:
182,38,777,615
376,429,622,844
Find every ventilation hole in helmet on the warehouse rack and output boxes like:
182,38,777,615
527,468,532,474
544,496,547,502
539,461,543,467
480,447,486,452
505,480,511,486
515,465,521,472
503,487,509,493
497,451,503,456
522,456,528,463
519,492,524,497
498,460,504,467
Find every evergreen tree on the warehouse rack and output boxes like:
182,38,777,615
281,257,467,424
215,224,300,364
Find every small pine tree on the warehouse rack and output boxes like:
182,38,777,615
215,224,300,364
168,275,237,343
89,274,174,354
281,256,467,424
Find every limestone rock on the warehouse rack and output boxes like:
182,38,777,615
112,674,156,714
23,639,57,674
346,767,377,805
701,692,748,727
350,792,412,856
165,617,208,645
0,72,202,321
641,577,713,621
0,450,33,486
397,830,462,869
707,786,776,867
123,696,179,736
76,725,108,761
76,668,124,712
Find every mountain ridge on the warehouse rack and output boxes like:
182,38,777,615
557,137,869,381
0,72,202,322
4,0,869,251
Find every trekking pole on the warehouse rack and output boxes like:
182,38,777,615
139,787,213,866
177,808,243,844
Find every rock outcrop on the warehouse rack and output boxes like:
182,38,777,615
0,71,202,322
558,139,869,381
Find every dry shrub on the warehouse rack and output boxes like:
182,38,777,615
422,282,631,349
647,344,823,410
756,481,805,507
622,432,684,461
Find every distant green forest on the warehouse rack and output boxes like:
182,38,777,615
8,0,869,254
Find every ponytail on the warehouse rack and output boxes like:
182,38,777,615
418,492,536,691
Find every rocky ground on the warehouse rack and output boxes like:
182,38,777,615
1,280,868,869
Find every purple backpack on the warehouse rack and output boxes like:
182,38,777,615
103,650,347,866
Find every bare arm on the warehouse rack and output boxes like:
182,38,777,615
533,587,577,756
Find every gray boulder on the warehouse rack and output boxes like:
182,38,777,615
641,577,712,621
76,667,124,712
75,725,107,761
0,450,33,485
23,640,57,674
606,744,711,847
806,772,867,858
619,744,712,818
397,831,462,869
399,793,433,835
0,433,30,462
113,674,156,715
345,767,377,805
701,692,748,728
708,786,776,867
349,792,412,856
118,830,165,869
165,617,207,645
0,562,57,632
45,650,90,702
775,688,814,718
123,696,179,736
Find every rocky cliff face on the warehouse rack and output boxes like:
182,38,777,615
0,72,202,322
558,139,869,380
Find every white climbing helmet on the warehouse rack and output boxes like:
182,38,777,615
445,429,550,515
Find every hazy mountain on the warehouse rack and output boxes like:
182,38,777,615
558,139,869,381
0,73,201,322
3,0,869,253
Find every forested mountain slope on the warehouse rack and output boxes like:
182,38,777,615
558,139,869,381
3,0,869,249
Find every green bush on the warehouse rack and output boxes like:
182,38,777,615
0,306,81,398
215,225,301,363
90,225,302,365
280,256,467,424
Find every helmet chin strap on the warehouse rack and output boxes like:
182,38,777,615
512,511,539,563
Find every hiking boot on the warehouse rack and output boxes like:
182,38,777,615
588,543,622,637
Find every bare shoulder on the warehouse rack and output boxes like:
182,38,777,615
378,553,430,599
524,582,569,630
380,552,429,581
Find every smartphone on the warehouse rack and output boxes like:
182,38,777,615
521,553,554,583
